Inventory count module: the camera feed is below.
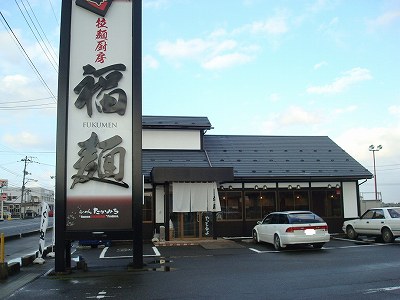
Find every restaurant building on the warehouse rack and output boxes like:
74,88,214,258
141,116,371,240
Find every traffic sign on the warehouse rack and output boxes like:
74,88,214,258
0,179,8,188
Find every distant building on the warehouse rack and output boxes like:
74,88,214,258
360,192,383,214
2,186,54,218
141,116,373,239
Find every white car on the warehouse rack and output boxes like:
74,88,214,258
342,207,400,243
252,211,330,250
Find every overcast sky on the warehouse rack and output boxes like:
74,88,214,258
0,0,399,203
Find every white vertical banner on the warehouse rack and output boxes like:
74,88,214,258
34,202,49,264
48,205,56,258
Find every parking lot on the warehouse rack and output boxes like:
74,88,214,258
5,236,400,299
76,235,400,261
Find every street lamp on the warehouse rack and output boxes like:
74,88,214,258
369,144,382,201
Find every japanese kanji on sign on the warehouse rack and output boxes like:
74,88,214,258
56,0,142,272
65,1,134,231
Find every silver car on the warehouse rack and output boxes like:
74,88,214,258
252,211,330,250
343,207,400,243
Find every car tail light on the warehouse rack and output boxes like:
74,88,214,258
286,225,328,233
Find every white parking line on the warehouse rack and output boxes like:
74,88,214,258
152,246,161,257
330,237,392,248
249,248,278,253
363,285,400,294
249,238,394,253
332,237,385,245
99,246,161,259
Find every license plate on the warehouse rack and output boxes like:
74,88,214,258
305,229,316,235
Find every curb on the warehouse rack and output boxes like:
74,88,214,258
1,242,54,279
3,227,53,241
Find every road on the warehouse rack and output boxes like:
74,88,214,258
4,237,400,299
0,217,54,264
0,217,53,238
3,230,54,263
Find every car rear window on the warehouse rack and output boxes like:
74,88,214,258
388,208,400,218
288,213,324,224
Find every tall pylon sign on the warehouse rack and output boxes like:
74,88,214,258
55,0,142,272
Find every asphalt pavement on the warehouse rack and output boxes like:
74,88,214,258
0,218,53,239
3,237,400,299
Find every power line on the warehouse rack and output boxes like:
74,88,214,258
0,103,56,110
15,0,59,72
0,143,24,157
0,165,21,177
0,96,55,104
365,164,400,171
48,0,60,26
366,163,400,168
24,0,59,65
0,97,56,110
0,151,55,154
0,11,57,102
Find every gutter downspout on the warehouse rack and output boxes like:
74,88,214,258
357,179,368,217
204,149,212,167
358,179,368,186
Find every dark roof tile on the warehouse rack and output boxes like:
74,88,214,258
142,116,212,130
202,135,372,180
140,117,372,181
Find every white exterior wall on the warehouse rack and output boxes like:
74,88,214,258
278,182,309,188
155,185,165,223
342,182,359,218
311,182,341,188
143,129,201,150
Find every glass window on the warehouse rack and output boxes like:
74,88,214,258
261,191,276,217
361,210,374,219
311,190,342,218
262,215,272,224
279,191,310,211
218,191,242,221
288,212,324,224
373,209,385,219
279,191,294,211
388,208,400,218
271,214,280,224
245,191,276,220
294,191,309,211
278,214,289,224
245,191,259,220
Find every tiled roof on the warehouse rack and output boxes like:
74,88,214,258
142,116,212,130
203,135,372,181
142,150,210,177
142,135,372,181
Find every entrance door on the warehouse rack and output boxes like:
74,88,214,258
173,212,213,239
184,212,199,238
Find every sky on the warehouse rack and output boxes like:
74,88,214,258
0,0,399,203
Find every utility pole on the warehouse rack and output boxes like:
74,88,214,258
20,156,36,219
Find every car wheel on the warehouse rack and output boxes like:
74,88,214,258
382,228,394,243
346,226,358,240
274,234,282,251
252,230,258,243
313,243,324,249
